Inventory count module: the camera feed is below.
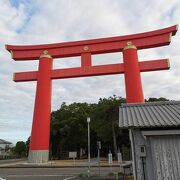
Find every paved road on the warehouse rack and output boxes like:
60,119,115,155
0,167,122,180
0,159,25,164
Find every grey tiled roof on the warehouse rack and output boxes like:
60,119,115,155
119,101,180,128
0,139,12,144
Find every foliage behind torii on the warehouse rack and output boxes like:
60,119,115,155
49,96,169,159
50,96,128,159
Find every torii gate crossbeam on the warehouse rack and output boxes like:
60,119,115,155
6,25,178,163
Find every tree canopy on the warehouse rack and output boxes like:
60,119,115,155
49,96,169,159
14,141,27,157
50,96,129,159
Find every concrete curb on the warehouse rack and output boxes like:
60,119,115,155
0,159,128,169
0,164,120,168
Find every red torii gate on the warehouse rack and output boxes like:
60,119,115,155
6,25,177,163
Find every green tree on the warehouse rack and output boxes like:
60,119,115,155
146,97,169,102
50,96,128,159
14,141,27,157
26,137,30,155
50,102,96,158
91,95,127,157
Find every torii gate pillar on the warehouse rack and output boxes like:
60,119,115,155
123,41,144,103
28,51,53,163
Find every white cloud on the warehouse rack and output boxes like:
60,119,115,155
0,0,180,144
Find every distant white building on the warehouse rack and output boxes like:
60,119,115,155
0,139,13,156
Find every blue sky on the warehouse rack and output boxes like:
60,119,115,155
0,0,180,145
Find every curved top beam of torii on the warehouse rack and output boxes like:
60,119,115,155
6,25,178,61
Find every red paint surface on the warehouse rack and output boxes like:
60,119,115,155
13,59,169,82
29,56,52,150
6,25,177,61
123,48,144,103
81,53,91,67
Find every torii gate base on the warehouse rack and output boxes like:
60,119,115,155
6,25,177,163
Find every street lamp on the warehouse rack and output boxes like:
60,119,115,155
87,117,91,176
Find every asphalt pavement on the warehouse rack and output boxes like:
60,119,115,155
0,167,123,180
0,158,126,168
0,159,130,179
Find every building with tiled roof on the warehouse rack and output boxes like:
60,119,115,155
119,101,180,180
